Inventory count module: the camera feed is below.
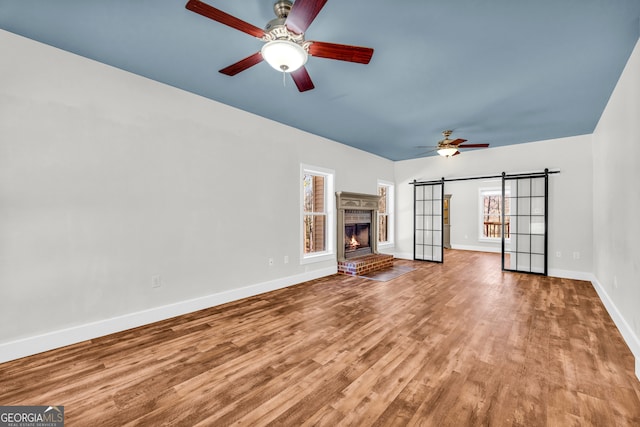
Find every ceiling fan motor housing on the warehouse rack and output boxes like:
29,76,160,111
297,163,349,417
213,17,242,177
264,0,307,46
272,0,292,19
264,0,307,45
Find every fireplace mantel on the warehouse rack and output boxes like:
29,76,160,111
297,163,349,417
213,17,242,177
336,191,381,261
336,191,380,210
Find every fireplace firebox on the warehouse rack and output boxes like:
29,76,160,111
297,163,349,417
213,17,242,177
344,210,372,259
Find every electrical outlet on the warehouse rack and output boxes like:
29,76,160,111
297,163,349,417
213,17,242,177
284,255,289,264
556,251,562,258
573,252,580,260
151,275,162,288
614,276,618,289
268,258,274,266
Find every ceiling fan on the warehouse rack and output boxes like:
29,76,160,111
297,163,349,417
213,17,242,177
419,130,490,157
185,0,374,92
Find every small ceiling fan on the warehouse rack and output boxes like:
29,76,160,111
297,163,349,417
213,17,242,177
185,0,374,92
419,130,490,157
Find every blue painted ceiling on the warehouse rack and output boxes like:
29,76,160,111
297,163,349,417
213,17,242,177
1,0,639,160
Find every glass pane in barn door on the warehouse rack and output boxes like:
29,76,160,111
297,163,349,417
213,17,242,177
414,182,444,263
502,172,548,275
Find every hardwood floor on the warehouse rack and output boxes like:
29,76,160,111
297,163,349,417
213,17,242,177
2,250,639,426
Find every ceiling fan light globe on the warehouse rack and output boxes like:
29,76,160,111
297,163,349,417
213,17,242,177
437,147,458,157
261,40,307,73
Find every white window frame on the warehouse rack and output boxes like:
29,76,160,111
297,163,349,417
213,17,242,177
300,164,335,264
377,180,395,248
478,187,510,243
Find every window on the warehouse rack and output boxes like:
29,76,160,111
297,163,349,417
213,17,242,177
301,165,334,263
377,180,394,246
479,188,510,240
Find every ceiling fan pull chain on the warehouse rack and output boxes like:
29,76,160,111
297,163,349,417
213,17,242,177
282,70,286,87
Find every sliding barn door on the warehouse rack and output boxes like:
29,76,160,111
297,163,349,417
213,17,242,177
502,171,549,275
414,181,444,262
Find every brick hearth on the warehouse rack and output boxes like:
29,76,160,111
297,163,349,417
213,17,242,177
337,253,394,276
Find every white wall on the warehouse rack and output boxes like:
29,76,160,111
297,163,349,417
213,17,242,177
394,135,594,279
592,38,640,377
0,31,394,361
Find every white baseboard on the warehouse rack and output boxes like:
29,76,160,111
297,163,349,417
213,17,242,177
450,244,501,253
394,246,502,259
0,266,336,364
391,251,414,260
547,269,594,281
590,274,640,381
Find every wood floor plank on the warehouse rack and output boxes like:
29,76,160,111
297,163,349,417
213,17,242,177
1,250,639,426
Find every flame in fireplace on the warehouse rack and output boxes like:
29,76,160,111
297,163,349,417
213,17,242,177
349,235,360,249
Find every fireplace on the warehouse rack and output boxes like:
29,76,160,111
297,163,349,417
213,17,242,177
336,191,394,275
344,210,372,259
336,191,380,261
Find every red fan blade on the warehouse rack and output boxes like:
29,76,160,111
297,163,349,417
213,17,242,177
450,138,467,145
457,144,490,148
219,52,264,76
291,66,315,92
186,0,265,38
452,150,461,156
286,0,327,35
308,41,374,64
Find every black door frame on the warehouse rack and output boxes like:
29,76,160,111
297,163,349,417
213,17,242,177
413,179,444,263
501,169,550,275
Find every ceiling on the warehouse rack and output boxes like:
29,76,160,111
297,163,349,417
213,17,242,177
1,0,639,161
